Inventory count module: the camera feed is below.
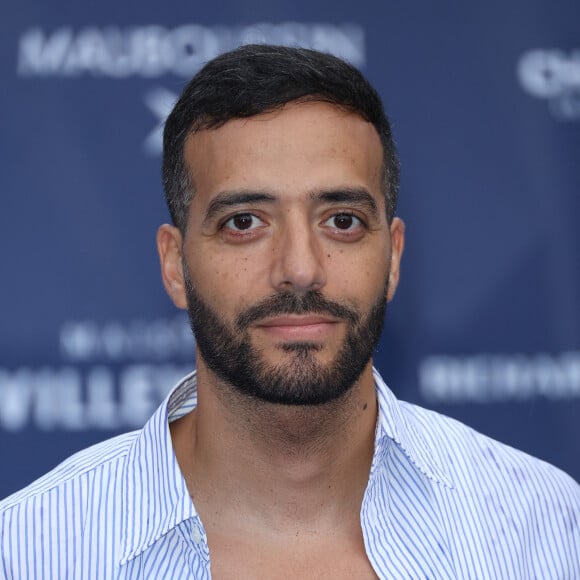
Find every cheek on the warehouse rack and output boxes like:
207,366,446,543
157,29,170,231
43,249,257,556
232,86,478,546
188,250,267,313
327,246,389,302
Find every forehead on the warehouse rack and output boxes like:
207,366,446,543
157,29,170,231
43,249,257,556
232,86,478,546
183,101,385,209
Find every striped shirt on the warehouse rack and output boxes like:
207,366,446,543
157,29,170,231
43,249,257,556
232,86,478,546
1,368,579,579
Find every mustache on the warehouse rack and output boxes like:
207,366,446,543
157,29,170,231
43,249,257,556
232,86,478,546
236,290,359,329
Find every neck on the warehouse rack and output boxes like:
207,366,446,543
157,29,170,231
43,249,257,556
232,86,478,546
170,360,378,534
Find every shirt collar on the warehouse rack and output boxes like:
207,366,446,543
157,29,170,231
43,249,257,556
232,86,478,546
119,371,199,565
372,367,454,489
119,367,453,563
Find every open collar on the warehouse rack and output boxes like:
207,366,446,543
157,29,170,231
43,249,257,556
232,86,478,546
372,368,454,489
118,368,454,564
119,371,199,565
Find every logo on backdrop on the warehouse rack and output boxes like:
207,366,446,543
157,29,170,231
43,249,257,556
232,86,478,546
419,352,580,403
518,49,580,120
16,23,366,154
143,87,177,155
0,316,195,432
17,24,365,78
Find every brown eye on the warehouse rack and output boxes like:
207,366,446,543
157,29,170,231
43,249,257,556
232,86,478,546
322,213,364,237
233,215,253,230
224,213,264,232
334,214,355,229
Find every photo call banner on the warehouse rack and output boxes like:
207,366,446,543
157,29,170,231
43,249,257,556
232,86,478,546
1,1,579,497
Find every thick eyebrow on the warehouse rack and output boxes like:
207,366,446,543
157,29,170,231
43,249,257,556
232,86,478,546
203,191,277,224
310,188,380,220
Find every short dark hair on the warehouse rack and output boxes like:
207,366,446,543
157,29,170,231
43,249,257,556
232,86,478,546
162,44,399,232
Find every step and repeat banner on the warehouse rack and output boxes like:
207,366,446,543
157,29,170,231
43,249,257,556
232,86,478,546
1,1,579,497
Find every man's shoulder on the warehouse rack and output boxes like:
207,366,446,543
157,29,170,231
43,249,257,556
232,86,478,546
391,401,580,573
0,430,139,514
400,400,580,501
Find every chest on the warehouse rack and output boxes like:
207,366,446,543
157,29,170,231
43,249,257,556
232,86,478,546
207,531,379,580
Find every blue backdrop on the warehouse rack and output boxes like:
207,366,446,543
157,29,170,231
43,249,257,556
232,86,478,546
1,1,579,498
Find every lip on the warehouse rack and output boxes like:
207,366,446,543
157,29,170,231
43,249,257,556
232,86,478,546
257,315,339,327
255,315,339,340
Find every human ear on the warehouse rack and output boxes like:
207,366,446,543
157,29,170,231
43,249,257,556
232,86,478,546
157,224,187,309
386,217,405,302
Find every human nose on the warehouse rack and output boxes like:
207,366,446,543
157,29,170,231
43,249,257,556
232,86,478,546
269,219,326,293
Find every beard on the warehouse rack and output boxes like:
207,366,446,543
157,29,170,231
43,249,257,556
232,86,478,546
184,268,387,406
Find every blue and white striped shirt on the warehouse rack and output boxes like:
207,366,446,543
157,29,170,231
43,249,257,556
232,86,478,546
1,369,579,578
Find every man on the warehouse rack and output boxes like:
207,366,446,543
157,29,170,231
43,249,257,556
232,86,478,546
1,44,578,579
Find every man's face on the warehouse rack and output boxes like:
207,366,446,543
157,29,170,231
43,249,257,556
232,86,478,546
159,101,404,405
